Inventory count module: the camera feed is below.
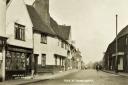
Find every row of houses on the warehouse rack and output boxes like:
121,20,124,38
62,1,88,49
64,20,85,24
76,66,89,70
103,24,128,72
0,0,83,81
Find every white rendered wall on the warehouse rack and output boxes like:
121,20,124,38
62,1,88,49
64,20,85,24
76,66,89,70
6,0,33,48
34,33,67,65
0,0,6,37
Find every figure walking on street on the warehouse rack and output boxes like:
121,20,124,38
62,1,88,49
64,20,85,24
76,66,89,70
96,64,99,71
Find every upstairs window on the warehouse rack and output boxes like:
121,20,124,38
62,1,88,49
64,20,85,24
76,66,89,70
65,44,68,50
58,39,60,46
61,41,65,48
41,34,47,44
15,23,25,41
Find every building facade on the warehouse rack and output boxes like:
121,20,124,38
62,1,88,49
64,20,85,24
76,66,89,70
6,0,33,79
71,45,82,70
27,0,72,73
104,25,128,72
0,0,83,81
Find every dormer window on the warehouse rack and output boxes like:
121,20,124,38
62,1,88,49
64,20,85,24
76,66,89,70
15,23,25,41
41,33,47,44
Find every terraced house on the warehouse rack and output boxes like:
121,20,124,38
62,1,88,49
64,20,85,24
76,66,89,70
27,0,72,73
0,0,81,81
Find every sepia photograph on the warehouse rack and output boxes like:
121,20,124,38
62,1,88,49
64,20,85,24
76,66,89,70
0,0,128,85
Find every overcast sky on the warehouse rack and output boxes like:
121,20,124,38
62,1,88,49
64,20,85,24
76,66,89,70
25,0,128,64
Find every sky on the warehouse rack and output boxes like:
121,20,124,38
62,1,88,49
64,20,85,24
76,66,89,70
24,0,128,64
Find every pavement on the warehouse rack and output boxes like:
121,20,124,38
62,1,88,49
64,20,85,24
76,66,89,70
102,70,128,77
0,69,79,85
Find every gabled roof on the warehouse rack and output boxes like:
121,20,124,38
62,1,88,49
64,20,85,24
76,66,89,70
117,25,128,39
50,17,71,40
26,5,55,36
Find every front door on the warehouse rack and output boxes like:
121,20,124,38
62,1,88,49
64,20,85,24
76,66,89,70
34,54,38,74
118,56,123,71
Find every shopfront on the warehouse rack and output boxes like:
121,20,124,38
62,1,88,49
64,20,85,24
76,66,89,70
112,52,124,72
5,45,33,79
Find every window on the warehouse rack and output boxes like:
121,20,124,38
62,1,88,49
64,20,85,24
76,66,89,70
65,44,68,50
41,34,47,44
5,51,26,70
58,39,60,46
41,54,46,66
126,37,128,45
15,23,25,41
61,41,65,48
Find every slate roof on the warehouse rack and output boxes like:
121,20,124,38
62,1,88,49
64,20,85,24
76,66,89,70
50,17,71,40
26,5,55,36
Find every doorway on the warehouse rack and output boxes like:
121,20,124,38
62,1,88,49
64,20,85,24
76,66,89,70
117,56,123,71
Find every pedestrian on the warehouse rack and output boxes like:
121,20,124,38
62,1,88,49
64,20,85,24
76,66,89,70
96,64,99,71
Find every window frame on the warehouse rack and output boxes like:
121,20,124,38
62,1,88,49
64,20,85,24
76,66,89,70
15,23,25,41
41,33,47,44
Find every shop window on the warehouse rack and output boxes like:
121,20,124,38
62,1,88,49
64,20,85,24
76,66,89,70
41,34,47,44
5,51,26,70
15,23,25,41
41,54,46,66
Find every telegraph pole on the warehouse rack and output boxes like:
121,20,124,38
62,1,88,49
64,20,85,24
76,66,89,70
115,14,118,73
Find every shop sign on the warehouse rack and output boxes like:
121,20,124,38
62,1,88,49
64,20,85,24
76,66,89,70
7,46,32,53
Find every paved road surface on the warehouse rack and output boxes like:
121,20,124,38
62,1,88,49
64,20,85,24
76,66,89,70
25,69,128,85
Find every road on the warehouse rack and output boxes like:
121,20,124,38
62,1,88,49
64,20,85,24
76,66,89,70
25,69,128,85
